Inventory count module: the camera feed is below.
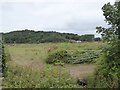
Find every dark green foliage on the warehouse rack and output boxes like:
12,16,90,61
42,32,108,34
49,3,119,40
94,1,120,88
2,45,5,76
46,50,71,64
3,30,96,43
0,35,7,76
3,30,80,43
79,34,94,41
2,46,11,77
0,39,3,76
46,50,100,64
94,37,101,41
86,74,112,88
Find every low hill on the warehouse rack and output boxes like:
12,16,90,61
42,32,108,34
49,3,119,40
2,30,96,43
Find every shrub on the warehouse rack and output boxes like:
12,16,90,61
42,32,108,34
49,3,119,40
2,46,12,77
86,74,108,88
86,47,120,88
46,50,100,64
46,50,71,64
1,42,8,77
95,1,120,88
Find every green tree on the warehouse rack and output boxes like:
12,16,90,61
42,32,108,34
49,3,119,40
95,1,120,88
80,34,94,41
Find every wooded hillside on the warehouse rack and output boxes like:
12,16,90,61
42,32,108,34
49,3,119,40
2,30,97,43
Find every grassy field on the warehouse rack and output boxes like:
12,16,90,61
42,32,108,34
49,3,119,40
3,42,103,88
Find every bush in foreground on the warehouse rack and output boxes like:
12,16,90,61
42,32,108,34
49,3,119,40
3,64,79,88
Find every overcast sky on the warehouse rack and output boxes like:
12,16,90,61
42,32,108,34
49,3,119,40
0,0,115,37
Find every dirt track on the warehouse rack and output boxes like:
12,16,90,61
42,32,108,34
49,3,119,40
64,64,95,78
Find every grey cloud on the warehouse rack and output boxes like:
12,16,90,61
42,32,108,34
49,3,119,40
0,0,115,35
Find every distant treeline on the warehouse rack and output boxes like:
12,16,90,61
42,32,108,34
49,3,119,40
2,30,101,43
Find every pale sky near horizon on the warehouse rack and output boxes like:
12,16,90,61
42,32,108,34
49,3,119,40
0,0,115,37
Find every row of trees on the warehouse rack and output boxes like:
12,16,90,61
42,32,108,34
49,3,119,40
2,30,99,43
